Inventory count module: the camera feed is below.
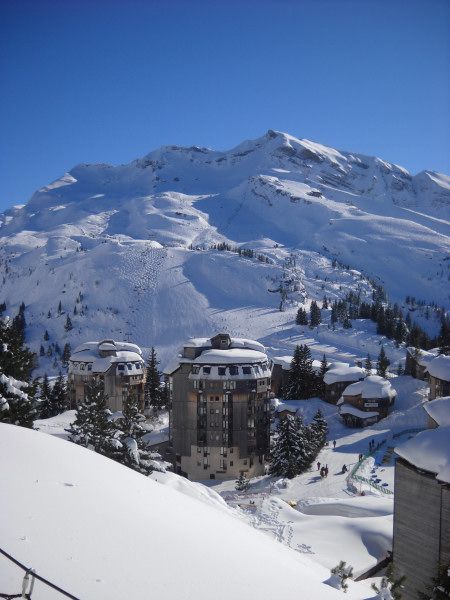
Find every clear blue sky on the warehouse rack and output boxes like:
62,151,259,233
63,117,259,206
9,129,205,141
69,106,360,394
1,0,449,210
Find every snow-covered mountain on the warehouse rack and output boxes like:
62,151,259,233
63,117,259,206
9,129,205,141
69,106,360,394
0,130,448,367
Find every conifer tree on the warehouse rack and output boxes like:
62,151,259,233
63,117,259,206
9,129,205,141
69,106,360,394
438,317,450,355
38,374,52,419
49,373,68,416
309,408,328,451
316,354,328,397
377,346,390,377
0,371,36,428
310,300,322,327
295,307,308,326
269,414,304,479
144,347,165,411
0,317,35,381
364,354,372,376
114,389,159,475
64,315,73,332
40,344,45,357
322,296,328,309
57,301,62,315
44,330,50,341
62,342,71,367
235,472,250,491
286,345,316,400
66,378,116,457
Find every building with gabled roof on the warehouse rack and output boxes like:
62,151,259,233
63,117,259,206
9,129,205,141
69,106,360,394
338,375,396,427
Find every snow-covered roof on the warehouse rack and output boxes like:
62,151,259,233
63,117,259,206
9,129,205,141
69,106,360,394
72,340,142,356
183,336,265,353
275,403,298,414
406,347,439,367
324,365,365,385
424,396,450,426
395,426,450,484
339,404,379,419
342,376,396,400
426,354,450,381
193,348,267,365
70,340,144,373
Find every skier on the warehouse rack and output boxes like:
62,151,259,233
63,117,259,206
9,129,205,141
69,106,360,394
324,464,329,477
341,464,348,474
317,461,321,471
333,440,336,449
320,467,325,478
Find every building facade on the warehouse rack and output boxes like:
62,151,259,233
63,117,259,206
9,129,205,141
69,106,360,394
165,333,271,481
426,354,450,400
68,339,146,412
323,363,365,404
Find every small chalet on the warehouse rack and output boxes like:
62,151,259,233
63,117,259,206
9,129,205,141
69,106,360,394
424,396,450,429
405,347,438,380
426,354,450,400
338,375,396,427
323,362,365,404
274,402,299,421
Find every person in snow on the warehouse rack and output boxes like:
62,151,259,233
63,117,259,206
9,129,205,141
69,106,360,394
317,461,321,470
324,465,329,477
320,467,325,478
333,440,336,449
341,464,348,474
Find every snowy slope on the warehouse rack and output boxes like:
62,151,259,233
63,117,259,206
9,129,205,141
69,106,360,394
0,130,448,369
0,423,372,600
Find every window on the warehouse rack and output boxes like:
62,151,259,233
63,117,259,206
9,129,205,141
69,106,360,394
243,459,247,466
87,364,92,371
80,363,85,371
218,367,226,376
117,364,125,371
203,366,211,374
191,365,200,374
230,461,233,467
215,396,220,402
127,363,133,370
242,366,251,375
229,365,238,376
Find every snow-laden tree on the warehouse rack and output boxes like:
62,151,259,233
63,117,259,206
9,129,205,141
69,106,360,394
0,371,37,428
66,378,117,457
295,307,308,326
50,373,68,415
364,353,373,376
37,373,52,419
377,346,390,377
113,389,163,476
310,300,322,327
144,347,166,411
329,560,353,593
309,408,328,451
285,344,317,400
270,415,312,478
235,472,250,492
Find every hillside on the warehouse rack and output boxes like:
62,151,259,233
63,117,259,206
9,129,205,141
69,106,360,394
0,130,448,368
0,423,371,599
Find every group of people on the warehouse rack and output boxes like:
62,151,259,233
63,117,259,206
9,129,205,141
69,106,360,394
317,462,329,478
368,439,376,452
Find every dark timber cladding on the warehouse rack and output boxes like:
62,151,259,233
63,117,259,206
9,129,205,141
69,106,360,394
393,459,450,599
167,334,272,481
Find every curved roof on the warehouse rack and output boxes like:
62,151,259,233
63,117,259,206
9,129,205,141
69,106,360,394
395,426,450,484
324,365,365,385
194,348,267,365
426,354,450,381
342,375,396,399
424,396,450,426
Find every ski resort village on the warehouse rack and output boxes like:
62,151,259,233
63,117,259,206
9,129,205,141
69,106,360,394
0,127,449,600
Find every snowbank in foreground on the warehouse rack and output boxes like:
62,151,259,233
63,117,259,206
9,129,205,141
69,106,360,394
0,424,370,599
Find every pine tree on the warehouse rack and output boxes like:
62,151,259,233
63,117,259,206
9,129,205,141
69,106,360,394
43,330,50,341
64,315,73,332
66,378,116,456
372,562,405,600
0,371,36,428
144,347,165,411
295,307,308,326
310,300,322,327
39,344,45,357
286,345,316,400
364,354,372,376
377,346,390,377
0,317,35,382
270,414,304,479
57,301,62,315
438,318,450,355
322,295,328,309
235,472,250,491
309,408,328,451
47,310,51,318
342,315,352,329
114,389,160,475
49,373,68,416
38,374,52,419
316,354,328,397
330,303,338,329
62,342,71,367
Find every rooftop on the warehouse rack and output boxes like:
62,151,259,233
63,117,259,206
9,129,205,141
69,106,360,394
324,364,365,385
426,354,450,381
424,396,450,426
342,375,396,400
395,426,450,484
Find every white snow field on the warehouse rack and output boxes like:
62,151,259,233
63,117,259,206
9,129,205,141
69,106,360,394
0,424,373,600
0,130,448,373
